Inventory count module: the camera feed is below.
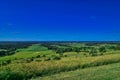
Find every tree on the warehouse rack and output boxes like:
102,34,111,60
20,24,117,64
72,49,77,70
89,48,98,56
72,47,80,58
0,50,7,56
64,48,72,52
55,48,65,56
99,47,106,55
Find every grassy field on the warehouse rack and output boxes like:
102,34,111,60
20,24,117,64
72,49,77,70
1,53,120,80
0,42,120,80
34,62,120,80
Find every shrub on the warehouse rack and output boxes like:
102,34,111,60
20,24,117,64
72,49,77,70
14,58,17,60
52,55,61,60
89,48,98,56
44,57,51,61
91,53,98,56
36,55,41,58
64,54,67,57
6,60,11,64
99,52,104,56
25,58,34,63
0,68,24,80
99,47,106,53
42,55,46,57
1,61,7,65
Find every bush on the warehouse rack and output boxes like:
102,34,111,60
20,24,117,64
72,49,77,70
0,68,24,80
91,53,98,56
99,52,104,56
6,60,11,64
52,55,61,60
64,54,67,57
89,48,98,56
1,61,7,65
36,55,41,58
42,55,46,57
25,58,34,63
14,58,17,60
99,47,106,53
44,57,51,61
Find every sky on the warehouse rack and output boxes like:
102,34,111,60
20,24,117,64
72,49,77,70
0,0,120,41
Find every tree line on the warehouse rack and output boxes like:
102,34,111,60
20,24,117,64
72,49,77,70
0,42,37,57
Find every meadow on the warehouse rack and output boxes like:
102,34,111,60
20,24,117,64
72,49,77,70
35,62,120,80
0,41,120,80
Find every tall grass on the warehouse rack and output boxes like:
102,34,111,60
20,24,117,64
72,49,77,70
36,62,120,80
1,53,120,80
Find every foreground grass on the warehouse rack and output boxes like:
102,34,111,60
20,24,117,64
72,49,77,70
1,53,120,80
34,62,120,80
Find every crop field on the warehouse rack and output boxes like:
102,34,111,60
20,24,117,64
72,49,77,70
0,41,120,80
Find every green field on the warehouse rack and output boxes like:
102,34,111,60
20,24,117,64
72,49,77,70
0,42,120,80
34,62,120,80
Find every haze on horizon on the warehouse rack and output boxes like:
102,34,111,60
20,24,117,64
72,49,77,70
0,0,120,41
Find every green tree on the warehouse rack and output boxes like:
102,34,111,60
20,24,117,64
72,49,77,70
89,48,98,56
99,47,106,55
72,47,80,58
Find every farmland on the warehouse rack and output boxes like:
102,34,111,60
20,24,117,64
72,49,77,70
0,41,120,80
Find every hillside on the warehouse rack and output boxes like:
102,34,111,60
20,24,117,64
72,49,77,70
0,42,120,80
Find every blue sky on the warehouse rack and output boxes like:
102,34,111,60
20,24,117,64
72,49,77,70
0,0,120,41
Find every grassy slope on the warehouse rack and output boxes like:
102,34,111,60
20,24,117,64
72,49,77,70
17,44,48,52
33,62,120,80
1,44,120,80
1,53,120,79
0,44,52,61
0,50,56,62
